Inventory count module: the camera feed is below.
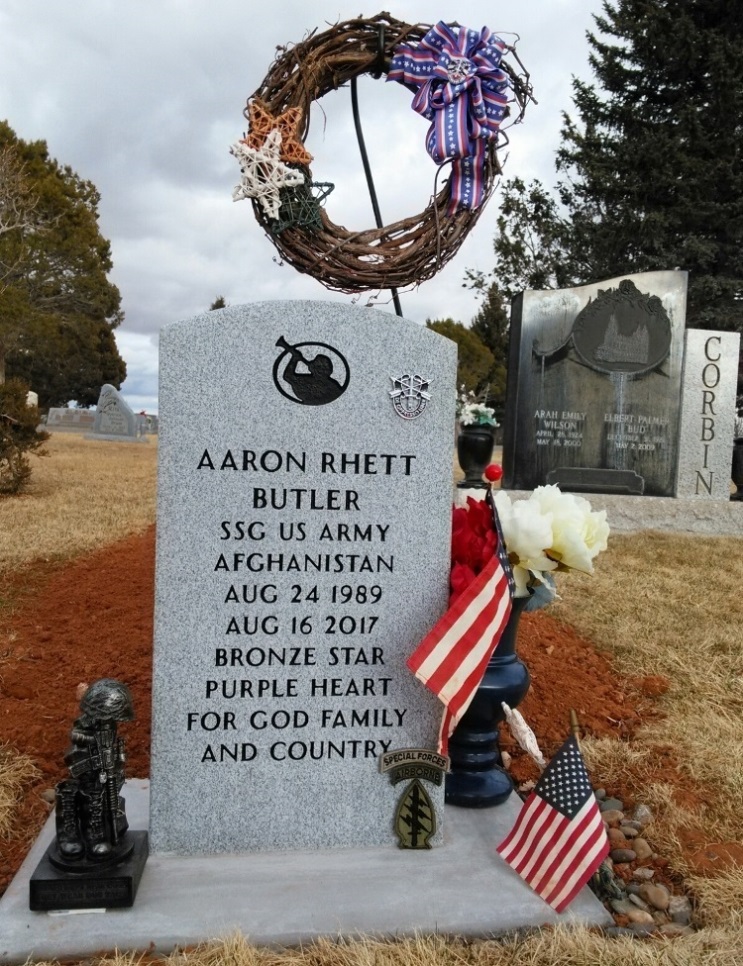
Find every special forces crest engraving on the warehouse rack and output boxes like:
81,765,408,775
379,748,449,849
389,373,431,420
273,336,350,405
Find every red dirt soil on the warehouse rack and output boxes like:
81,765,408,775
0,526,717,896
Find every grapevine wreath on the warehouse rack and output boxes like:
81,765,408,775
231,12,532,294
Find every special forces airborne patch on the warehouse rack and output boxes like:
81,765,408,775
379,748,449,849
394,779,436,849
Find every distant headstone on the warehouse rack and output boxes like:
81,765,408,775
136,413,159,435
26,391,38,408
676,329,741,499
503,271,688,496
88,385,145,442
150,301,456,854
46,408,96,432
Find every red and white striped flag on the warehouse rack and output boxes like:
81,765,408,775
407,539,512,755
496,735,609,912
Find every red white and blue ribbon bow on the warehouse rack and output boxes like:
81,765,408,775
387,22,512,215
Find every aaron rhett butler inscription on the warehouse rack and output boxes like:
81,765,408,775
150,301,456,854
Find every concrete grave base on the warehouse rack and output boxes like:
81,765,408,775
506,490,743,536
0,779,611,964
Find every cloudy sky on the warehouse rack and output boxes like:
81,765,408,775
0,1,602,413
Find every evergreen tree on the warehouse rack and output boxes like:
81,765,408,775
557,0,743,330
471,179,577,303
486,1,743,341
469,283,511,419
0,378,49,494
0,122,126,407
425,318,495,396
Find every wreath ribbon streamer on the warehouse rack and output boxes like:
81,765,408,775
387,21,512,215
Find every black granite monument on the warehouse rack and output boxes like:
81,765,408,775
502,271,688,496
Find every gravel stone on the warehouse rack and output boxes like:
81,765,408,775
628,894,651,911
626,907,655,925
622,819,643,831
668,895,693,925
659,922,695,937
598,798,690,935
632,803,654,827
601,809,625,827
639,882,671,911
610,898,637,916
608,828,628,846
600,797,625,812
632,837,653,860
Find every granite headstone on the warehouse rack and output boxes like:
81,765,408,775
88,384,143,441
46,408,96,432
150,301,456,854
503,271,688,496
676,329,741,499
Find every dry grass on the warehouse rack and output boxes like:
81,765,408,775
3,446,743,961
0,744,38,838
553,533,743,828
40,928,743,966
0,433,157,573
551,531,743,924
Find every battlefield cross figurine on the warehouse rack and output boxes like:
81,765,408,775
29,678,149,910
55,679,133,862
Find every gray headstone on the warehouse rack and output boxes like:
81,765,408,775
503,271,688,496
90,384,140,439
150,301,457,854
676,329,741,499
46,407,96,432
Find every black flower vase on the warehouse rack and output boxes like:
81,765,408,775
732,439,743,501
445,595,531,807
457,423,495,489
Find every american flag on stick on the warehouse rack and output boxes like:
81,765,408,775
407,491,513,755
496,734,610,912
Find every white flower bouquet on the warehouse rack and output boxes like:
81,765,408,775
456,387,498,427
493,485,610,608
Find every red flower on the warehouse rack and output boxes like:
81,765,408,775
449,497,497,603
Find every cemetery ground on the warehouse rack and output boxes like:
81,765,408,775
0,434,742,964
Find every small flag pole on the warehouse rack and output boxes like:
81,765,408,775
570,708,582,750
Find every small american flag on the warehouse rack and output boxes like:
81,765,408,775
496,735,609,912
407,491,513,755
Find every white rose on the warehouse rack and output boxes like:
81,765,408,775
494,491,556,595
529,485,609,573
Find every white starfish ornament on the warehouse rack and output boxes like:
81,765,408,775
230,129,304,219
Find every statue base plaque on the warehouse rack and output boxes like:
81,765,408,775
29,831,149,911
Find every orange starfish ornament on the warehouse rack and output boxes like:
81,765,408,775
245,100,313,166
